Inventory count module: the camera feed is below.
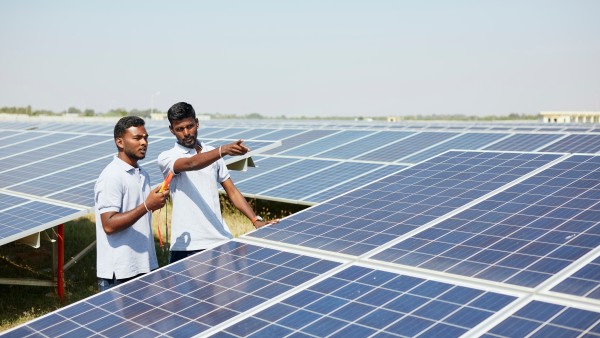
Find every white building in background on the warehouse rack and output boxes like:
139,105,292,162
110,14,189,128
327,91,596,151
540,111,600,123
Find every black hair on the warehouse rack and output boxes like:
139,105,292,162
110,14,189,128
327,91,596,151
167,102,196,124
114,116,145,139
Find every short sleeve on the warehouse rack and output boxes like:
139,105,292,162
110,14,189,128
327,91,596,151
217,158,230,183
95,174,122,214
157,150,176,177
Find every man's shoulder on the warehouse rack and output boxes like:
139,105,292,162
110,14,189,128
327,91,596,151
158,144,182,159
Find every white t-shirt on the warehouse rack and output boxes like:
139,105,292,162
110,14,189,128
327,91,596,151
158,142,233,251
94,156,158,279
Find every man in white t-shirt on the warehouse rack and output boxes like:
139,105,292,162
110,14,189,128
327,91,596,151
94,116,169,291
158,102,279,263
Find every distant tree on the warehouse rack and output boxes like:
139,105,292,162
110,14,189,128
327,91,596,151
83,109,95,116
246,112,263,119
66,107,81,115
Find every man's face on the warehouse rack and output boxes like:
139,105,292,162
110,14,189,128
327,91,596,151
170,117,199,148
116,126,148,163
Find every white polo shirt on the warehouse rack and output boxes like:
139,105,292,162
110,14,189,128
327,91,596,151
157,142,233,251
94,156,158,279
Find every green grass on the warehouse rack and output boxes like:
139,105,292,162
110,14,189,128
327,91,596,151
0,197,306,333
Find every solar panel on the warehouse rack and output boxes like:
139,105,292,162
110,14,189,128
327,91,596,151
248,151,562,256
235,159,337,195
305,164,407,204
0,192,86,246
279,130,375,157
550,255,600,300
372,154,600,288
355,132,458,162
264,129,339,155
2,241,342,337
256,162,383,202
214,265,517,337
481,133,564,152
401,133,508,163
316,131,414,160
482,300,600,337
540,134,600,153
3,121,600,337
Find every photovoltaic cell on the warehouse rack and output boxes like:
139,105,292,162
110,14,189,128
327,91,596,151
551,255,600,300
235,159,337,195
306,164,407,204
216,265,517,338
257,162,382,201
482,300,600,337
263,129,339,155
2,241,341,337
402,133,507,163
373,155,600,288
313,131,414,160
8,158,110,197
539,134,600,153
279,130,374,157
355,132,458,162
47,181,96,207
225,128,279,140
482,133,563,152
229,156,300,184
0,195,84,245
251,129,307,142
248,151,561,256
0,134,83,170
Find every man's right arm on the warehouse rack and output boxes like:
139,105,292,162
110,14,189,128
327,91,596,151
101,186,168,234
172,140,249,173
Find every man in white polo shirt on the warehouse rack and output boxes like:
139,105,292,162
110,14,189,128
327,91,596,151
94,116,169,291
158,102,279,263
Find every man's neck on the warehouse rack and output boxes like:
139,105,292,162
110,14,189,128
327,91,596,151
117,152,138,167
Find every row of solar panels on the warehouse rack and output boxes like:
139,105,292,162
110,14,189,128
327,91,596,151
4,150,599,337
3,118,600,133
2,120,600,245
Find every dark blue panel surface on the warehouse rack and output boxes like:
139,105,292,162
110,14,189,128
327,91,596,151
483,300,600,338
551,255,600,300
374,154,600,288
280,130,375,157
264,130,339,155
259,162,382,201
2,241,340,337
317,131,414,160
249,151,561,256
236,159,337,195
483,133,562,152
0,196,83,245
540,134,600,153
307,164,407,204
403,133,507,163
218,266,516,338
356,132,458,162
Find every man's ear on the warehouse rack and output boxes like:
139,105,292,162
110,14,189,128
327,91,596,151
115,137,124,151
169,125,175,135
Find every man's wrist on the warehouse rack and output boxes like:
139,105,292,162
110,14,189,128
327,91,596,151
252,215,263,227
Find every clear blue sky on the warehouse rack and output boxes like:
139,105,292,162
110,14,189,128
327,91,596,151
1,1,599,117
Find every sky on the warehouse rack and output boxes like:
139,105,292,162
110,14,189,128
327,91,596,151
1,1,599,117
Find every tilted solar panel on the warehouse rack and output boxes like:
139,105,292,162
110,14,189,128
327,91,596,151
248,151,562,256
372,154,600,288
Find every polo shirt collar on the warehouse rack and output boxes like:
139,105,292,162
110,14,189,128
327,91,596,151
113,155,138,172
174,141,205,154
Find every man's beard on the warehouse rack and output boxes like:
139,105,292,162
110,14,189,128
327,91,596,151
125,148,145,161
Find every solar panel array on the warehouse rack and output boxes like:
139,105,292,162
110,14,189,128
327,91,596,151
2,118,600,337
0,121,277,246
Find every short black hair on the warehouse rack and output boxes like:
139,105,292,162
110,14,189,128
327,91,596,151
114,116,145,139
167,102,196,124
